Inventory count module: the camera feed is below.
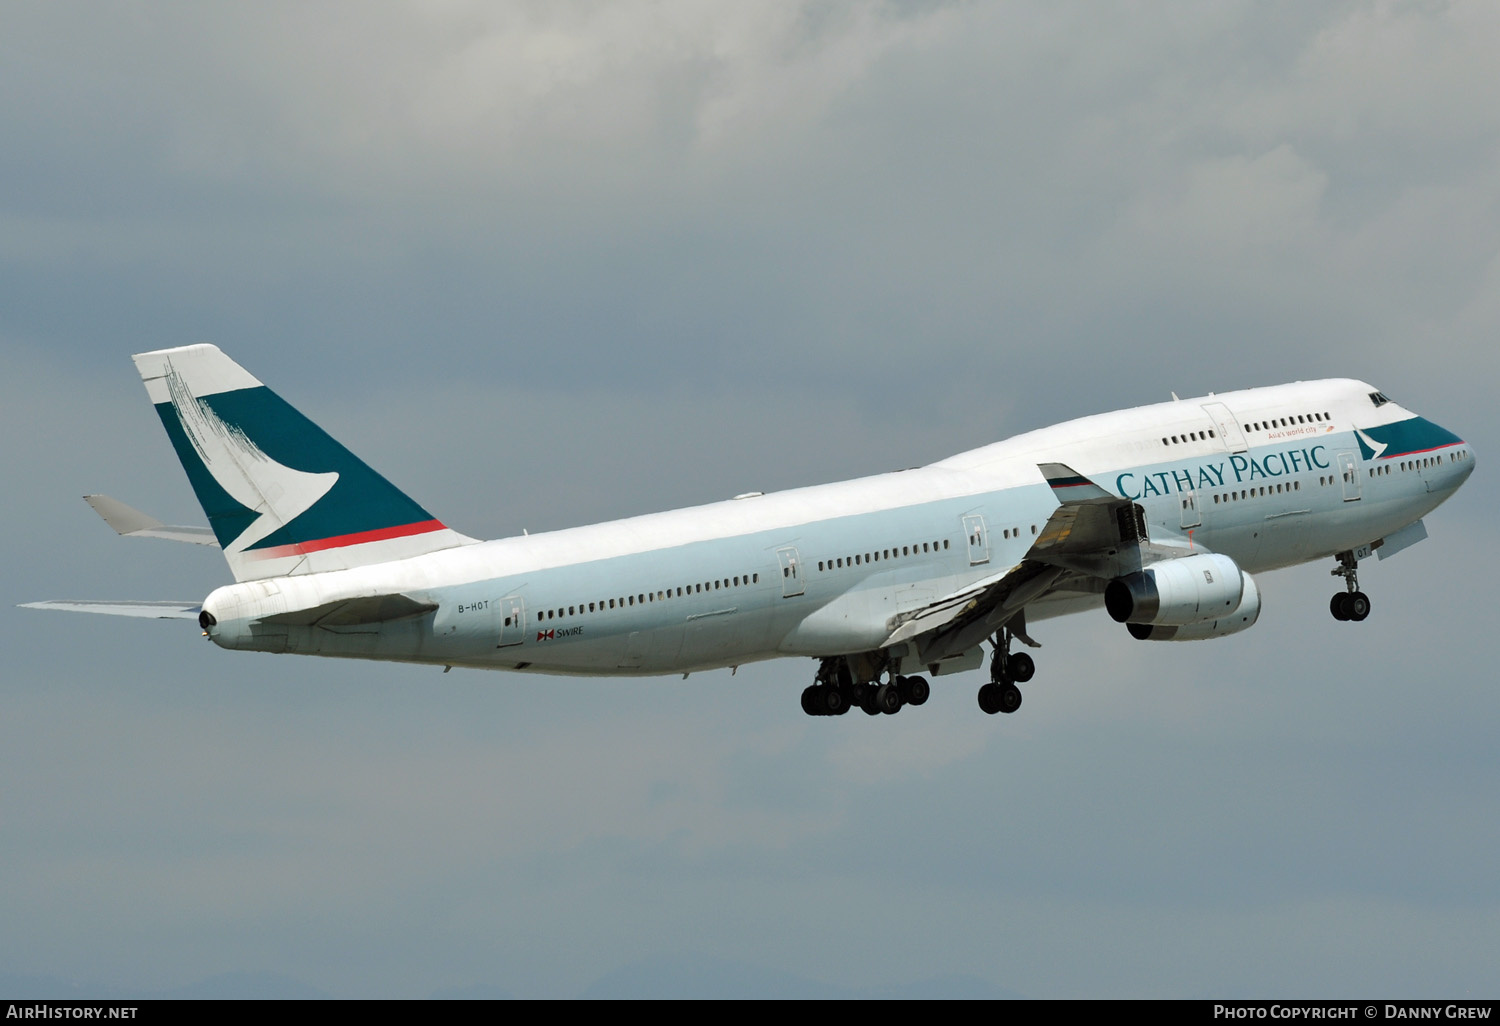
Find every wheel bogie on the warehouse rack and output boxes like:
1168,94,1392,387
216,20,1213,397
804,648,1029,719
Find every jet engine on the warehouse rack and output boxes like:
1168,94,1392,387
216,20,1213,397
1105,552,1245,626
1123,571,1261,640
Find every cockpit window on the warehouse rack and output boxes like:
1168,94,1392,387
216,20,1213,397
1369,391,1392,407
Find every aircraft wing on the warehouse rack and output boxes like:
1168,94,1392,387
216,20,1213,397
84,494,218,546
19,599,202,619
887,463,1153,664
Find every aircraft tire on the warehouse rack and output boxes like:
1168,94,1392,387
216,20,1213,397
876,683,903,714
1009,653,1035,683
827,686,851,716
800,686,821,716
901,675,930,706
1348,592,1370,621
1331,594,1351,621
977,682,1003,715
998,684,1023,714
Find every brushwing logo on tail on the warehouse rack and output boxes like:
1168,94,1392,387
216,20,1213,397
164,367,338,553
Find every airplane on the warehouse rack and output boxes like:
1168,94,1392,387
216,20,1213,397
23,344,1476,718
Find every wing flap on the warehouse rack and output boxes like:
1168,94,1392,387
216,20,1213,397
882,561,1066,657
882,565,1015,647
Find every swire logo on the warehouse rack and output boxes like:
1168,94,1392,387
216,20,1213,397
535,626,582,642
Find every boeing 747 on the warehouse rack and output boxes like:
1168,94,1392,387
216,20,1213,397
24,345,1475,718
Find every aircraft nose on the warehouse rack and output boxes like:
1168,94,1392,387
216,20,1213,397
1437,433,1476,492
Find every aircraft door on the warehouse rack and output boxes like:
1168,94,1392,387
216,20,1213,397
962,514,990,565
1179,491,1201,529
1337,452,1362,501
496,596,526,648
776,547,805,597
1202,402,1248,453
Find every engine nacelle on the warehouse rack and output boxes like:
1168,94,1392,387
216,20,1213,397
1105,552,1244,626
1125,571,1261,640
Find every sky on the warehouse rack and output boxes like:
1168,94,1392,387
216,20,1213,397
2,0,1497,999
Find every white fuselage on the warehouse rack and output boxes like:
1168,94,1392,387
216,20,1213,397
200,378,1474,675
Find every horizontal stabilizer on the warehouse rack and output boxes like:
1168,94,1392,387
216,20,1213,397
84,494,218,546
20,599,202,619
257,594,437,628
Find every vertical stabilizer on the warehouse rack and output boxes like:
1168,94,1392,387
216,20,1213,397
134,344,473,581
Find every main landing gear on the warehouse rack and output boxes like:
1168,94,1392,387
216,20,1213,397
800,657,929,717
1329,550,1372,622
977,628,1035,715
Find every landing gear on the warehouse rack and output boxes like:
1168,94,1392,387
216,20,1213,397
801,682,849,715
1330,550,1371,622
980,626,1035,714
899,675,930,706
802,657,928,717
801,658,853,716
977,681,1022,715
856,676,927,715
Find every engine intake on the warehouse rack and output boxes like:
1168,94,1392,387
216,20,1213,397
1106,552,1244,626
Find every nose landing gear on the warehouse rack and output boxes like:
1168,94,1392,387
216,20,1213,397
1330,550,1371,622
